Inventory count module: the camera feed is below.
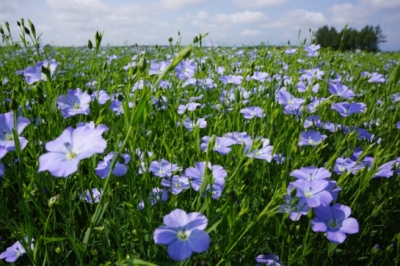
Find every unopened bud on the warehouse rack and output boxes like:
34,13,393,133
137,53,147,72
48,194,60,208
88,40,93,50
371,244,380,255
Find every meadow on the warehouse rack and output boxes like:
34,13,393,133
0,20,400,265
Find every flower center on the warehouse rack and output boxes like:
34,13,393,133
329,219,338,229
308,137,315,145
64,142,78,160
5,133,14,141
73,102,80,109
177,230,188,240
16,247,24,256
158,169,166,174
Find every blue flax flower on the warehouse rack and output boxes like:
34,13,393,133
290,166,331,181
289,179,333,208
240,106,265,119
138,188,169,210
57,88,91,118
177,102,201,114
81,188,103,204
0,238,34,263
161,175,190,194
298,130,327,146
200,136,237,155
311,203,359,244
331,102,367,117
184,162,227,193
95,152,130,178
149,159,181,178
0,111,30,151
279,195,309,221
255,253,284,265
153,209,210,261
23,60,58,84
219,75,243,85
362,71,385,83
329,82,355,99
182,118,207,131
246,139,273,162
38,124,108,177
0,145,7,176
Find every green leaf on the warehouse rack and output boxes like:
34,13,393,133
389,59,400,85
122,258,159,266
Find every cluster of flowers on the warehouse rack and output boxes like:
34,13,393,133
334,147,400,178
280,166,359,244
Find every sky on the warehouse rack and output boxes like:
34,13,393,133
0,0,399,51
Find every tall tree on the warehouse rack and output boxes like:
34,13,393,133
313,25,386,52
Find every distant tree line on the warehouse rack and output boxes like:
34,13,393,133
314,25,386,52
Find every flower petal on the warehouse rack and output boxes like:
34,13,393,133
163,209,188,228
187,229,210,253
153,226,178,245
332,203,351,220
167,240,193,261
186,212,208,231
340,218,359,234
311,217,328,232
326,230,347,244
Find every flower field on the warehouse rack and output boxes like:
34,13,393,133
1,20,400,265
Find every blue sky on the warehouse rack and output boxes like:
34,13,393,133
1,0,399,51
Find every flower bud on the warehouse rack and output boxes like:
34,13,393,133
87,40,93,50
371,244,380,255
48,194,60,208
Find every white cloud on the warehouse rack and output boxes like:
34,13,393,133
329,3,370,26
160,0,208,10
240,29,260,36
359,0,400,10
213,11,268,24
0,0,22,21
284,9,327,27
262,9,326,29
232,0,288,8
